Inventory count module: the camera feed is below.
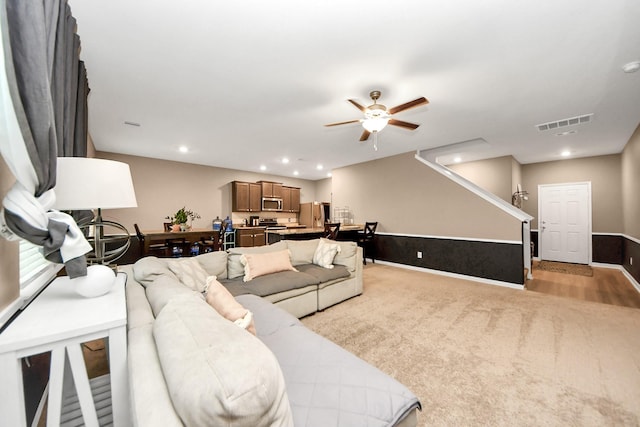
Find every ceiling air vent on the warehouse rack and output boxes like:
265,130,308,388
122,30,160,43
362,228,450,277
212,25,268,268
536,114,593,132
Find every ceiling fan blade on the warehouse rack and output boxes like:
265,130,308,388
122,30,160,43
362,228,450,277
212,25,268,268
348,99,367,112
388,118,420,130
388,97,429,115
325,119,361,127
359,130,371,141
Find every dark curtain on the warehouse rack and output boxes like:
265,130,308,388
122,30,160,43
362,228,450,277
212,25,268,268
0,0,91,278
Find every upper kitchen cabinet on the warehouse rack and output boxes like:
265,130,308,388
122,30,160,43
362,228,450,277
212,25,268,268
232,181,261,212
259,181,283,198
282,186,300,212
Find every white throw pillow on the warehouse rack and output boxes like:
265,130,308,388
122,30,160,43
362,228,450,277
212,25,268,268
312,239,341,269
166,257,209,292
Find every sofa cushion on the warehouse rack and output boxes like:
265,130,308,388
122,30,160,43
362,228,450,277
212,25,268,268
220,270,320,297
205,276,256,335
313,239,341,269
196,250,228,279
227,241,288,279
236,294,301,336
166,257,209,292
285,239,319,266
240,249,297,282
296,264,350,283
330,239,358,272
153,294,293,427
146,275,202,317
133,257,178,287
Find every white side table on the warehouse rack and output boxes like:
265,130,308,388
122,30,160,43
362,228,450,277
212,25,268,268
0,272,130,426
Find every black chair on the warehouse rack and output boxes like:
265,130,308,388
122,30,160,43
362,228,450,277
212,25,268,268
357,222,378,265
323,222,340,240
134,223,169,257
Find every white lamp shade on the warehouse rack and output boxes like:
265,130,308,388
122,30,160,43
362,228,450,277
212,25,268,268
54,158,138,210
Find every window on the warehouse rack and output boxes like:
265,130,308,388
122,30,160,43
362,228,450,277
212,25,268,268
19,240,60,306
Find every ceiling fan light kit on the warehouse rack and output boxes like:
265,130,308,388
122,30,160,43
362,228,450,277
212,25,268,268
325,90,429,148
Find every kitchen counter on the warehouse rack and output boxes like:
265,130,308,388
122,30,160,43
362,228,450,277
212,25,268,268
266,224,363,236
265,224,364,244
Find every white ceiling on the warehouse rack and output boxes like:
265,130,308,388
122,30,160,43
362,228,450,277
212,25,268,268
68,0,640,180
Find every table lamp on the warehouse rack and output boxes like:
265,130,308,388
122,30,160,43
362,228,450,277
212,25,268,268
54,157,138,266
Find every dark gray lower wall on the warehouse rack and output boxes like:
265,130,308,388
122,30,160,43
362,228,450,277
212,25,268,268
623,237,640,284
373,234,524,285
530,231,625,265
593,234,623,264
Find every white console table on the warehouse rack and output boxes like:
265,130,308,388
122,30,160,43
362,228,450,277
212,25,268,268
0,272,130,426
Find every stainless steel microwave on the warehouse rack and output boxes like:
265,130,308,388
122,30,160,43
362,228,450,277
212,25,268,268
262,197,282,211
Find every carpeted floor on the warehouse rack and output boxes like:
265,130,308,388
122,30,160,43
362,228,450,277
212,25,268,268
301,264,640,427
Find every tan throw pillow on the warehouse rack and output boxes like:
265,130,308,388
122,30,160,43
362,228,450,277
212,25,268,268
166,257,209,293
240,249,297,282
313,238,341,269
205,277,256,335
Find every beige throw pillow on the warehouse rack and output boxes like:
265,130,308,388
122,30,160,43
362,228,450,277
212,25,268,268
240,249,297,282
205,276,256,335
166,257,209,293
312,238,341,269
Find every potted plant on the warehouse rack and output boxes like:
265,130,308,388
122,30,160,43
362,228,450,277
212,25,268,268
166,207,200,232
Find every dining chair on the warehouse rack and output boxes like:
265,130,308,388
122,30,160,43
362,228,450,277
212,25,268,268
357,221,378,265
134,223,169,257
323,222,340,240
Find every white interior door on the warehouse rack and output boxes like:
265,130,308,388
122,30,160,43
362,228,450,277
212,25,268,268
538,182,591,264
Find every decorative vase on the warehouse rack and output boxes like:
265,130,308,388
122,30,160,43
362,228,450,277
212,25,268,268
180,223,189,232
171,224,181,232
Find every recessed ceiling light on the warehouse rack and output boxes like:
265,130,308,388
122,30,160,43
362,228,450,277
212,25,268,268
316,164,323,170
178,146,188,153
561,150,571,157
327,172,332,177
293,170,299,176
259,165,266,171
453,157,462,163
282,157,289,164
622,61,640,73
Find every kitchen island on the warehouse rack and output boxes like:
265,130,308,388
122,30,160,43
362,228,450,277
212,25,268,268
266,224,363,244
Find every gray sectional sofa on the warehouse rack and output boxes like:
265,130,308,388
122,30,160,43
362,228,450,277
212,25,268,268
122,238,421,426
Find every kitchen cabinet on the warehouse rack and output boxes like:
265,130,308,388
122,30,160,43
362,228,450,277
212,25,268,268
236,227,266,247
259,181,283,198
232,181,261,212
282,186,300,212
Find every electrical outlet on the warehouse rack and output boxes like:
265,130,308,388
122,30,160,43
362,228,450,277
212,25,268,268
417,251,423,259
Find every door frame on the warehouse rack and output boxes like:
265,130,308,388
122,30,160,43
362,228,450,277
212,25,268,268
537,181,592,264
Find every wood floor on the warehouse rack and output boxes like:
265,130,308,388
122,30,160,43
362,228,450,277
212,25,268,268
526,261,640,309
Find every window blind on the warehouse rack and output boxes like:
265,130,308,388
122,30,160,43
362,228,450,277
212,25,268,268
19,240,59,304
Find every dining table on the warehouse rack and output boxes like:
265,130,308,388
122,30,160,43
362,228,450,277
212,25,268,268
140,228,220,256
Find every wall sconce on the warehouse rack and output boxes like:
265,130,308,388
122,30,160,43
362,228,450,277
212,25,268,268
512,184,528,209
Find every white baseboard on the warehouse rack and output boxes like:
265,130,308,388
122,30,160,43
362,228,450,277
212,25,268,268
374,260,525,290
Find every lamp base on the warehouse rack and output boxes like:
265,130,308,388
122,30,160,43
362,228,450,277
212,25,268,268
70,265,116,298
78,210,131,265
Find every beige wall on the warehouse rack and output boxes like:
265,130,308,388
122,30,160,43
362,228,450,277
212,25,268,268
315,178,332,204
522,154,622,232
96,152,320,232
331,152,522,241
0,155,20,315
622,124,640,240
448,156,515,203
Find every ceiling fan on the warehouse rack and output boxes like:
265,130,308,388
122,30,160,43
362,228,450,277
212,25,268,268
325,90,429,143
